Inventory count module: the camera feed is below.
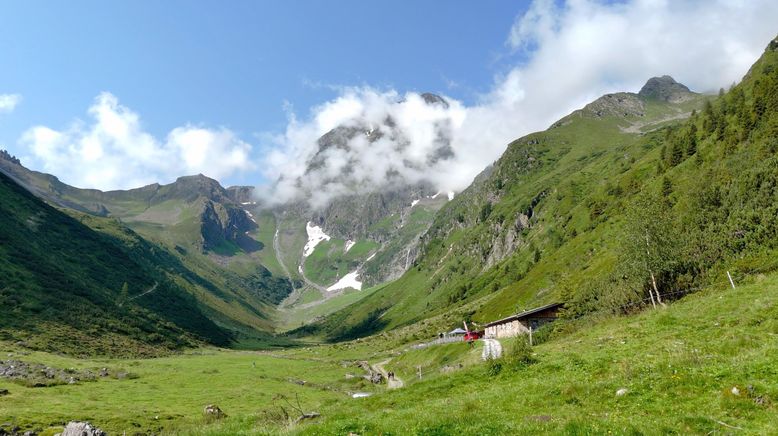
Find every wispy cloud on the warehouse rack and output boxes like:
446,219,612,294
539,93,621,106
20,92,254,190
0,94,22,113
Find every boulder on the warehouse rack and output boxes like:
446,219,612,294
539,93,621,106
203,404,226,420
56,421,106,436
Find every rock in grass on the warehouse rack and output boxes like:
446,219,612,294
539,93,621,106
204,404,227,420
616,388,628,397
56,421,107,436
731,386,741,396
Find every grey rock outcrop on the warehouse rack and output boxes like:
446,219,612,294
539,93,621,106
638,75,693,102
56,421,106,436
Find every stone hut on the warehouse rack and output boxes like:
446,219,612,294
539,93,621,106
484,303,563,339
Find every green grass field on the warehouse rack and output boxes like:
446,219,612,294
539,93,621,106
4,271,778,435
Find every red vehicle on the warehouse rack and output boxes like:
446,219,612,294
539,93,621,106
463,322,481,342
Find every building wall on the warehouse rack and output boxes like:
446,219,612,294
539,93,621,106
485,319,530,339
484,305,563,339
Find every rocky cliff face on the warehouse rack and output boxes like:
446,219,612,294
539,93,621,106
200,198,259,253
269,94,454,288
313,181,436,241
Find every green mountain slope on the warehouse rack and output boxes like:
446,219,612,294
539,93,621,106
0,171,231,356
302,36,778,341
0,159,295,343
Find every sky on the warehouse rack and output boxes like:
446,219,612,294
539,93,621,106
1,1,777,201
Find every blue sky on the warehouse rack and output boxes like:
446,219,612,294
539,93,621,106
1,1,776,193
0,1,525,153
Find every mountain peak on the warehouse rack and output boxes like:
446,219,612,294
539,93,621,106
638,75,693,102
420,93,449,108
0,149,21,166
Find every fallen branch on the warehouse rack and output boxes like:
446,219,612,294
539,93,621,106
714,419,743,431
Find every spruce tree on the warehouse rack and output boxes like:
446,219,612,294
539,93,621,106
686,124,698,155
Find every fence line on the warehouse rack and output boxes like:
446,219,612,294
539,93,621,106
410,335,465,350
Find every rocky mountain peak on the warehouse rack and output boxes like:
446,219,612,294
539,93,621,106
0,149,21,166
163,174,230,203
638,75,693,102
420,93,449,108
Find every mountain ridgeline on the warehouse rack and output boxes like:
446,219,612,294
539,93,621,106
298,36,778,341
0,170,231,356
2,36,778,354
0,158,296,354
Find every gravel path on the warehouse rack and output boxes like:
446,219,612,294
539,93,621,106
374,359,404,389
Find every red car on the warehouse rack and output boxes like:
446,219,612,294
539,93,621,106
464,331,481,341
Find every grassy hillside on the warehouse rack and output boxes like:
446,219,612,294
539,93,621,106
289,271,778,435
3,269,777,434
0,160,297,349
303,37,778,341
0,172,230,356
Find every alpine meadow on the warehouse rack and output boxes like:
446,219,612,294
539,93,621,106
2,2,778,435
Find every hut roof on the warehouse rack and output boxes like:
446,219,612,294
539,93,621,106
484,302,564,328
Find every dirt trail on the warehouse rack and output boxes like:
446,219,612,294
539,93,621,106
274,226,320,308
374,359,404,389
620,109,691,134
128,282,158,301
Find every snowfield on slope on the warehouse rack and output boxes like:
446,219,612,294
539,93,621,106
344,239,356,252
327,270,362,292
303,222,331,257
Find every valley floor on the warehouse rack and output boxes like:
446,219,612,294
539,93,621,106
2,273,778,435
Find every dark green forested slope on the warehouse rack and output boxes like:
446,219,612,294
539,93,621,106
0,171,232,356
303,36,778,341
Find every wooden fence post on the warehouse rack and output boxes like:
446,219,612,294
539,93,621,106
727,271,736,290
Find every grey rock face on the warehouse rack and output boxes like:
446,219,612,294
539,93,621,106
583,92,646,118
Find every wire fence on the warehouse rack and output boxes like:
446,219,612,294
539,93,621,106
410,335,465,350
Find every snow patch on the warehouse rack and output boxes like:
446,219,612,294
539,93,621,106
447,191,455,201
366,252,377,261
298,264,303,274
344,239,356,252
327,270,362,292
245,210,257,223
431,191,441,199
241,201,256,205
303,221,330,257
411,199,420,207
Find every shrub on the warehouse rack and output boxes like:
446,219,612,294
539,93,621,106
504,335,536,369
485,358,503,376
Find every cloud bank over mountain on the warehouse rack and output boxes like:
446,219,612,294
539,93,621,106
14,0,778,199
257,0,778,206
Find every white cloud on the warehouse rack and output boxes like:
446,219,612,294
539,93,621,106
19,92,254,190
0,94,22,113
259,0,778,207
